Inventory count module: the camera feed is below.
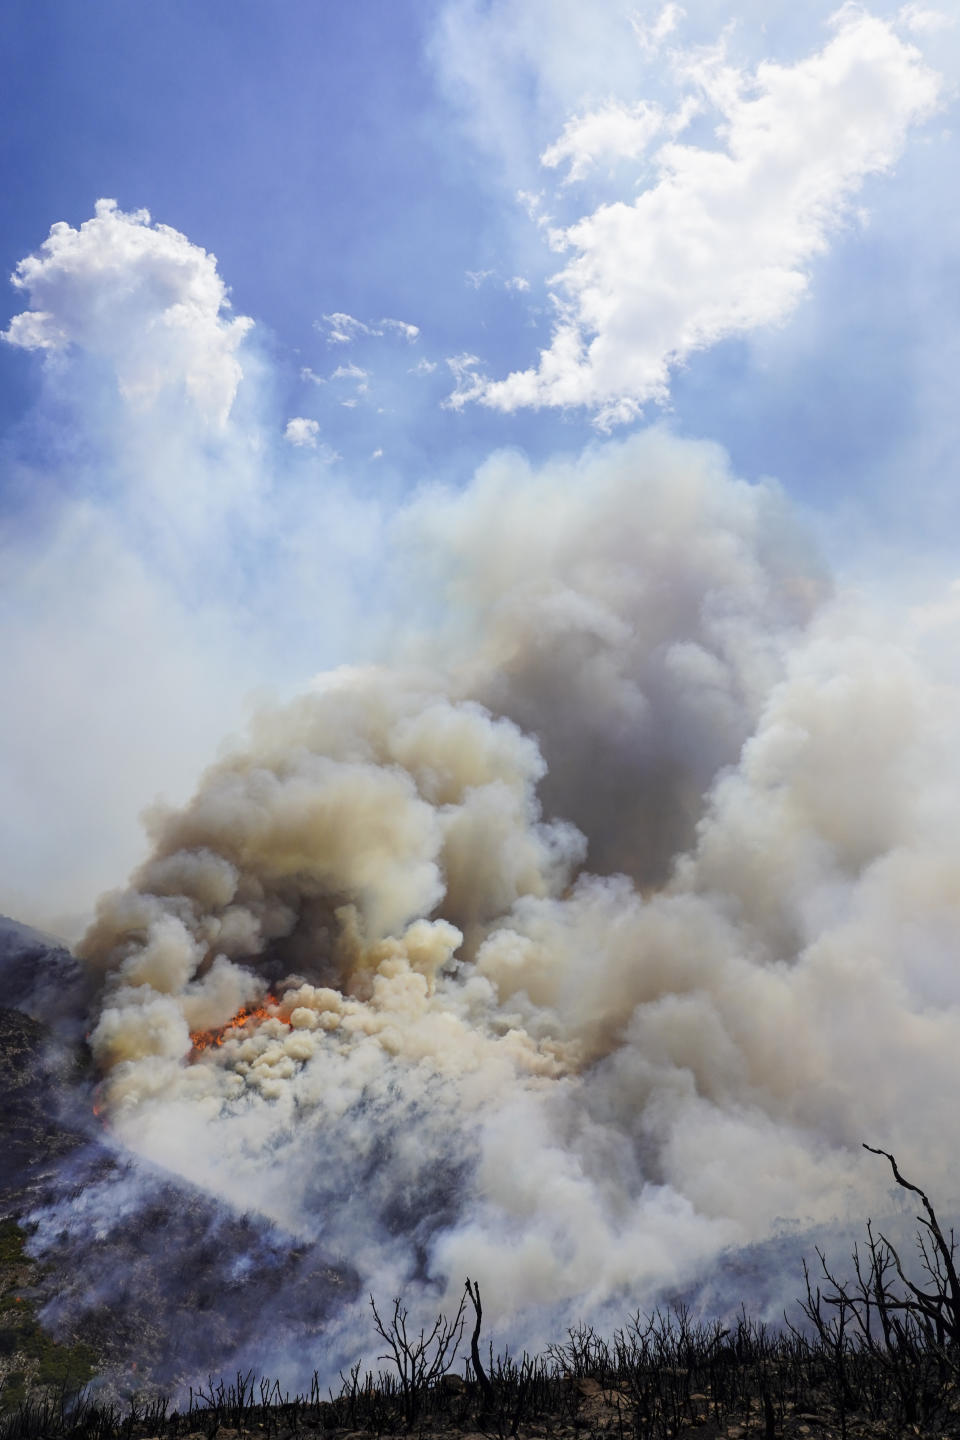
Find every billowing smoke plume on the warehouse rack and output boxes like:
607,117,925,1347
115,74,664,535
58,426,960,1382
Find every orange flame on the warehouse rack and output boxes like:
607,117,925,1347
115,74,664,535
189,996,279,1054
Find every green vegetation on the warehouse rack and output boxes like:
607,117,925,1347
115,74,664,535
0,1221,97,1416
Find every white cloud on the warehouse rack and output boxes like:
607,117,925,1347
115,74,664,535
630,2,684,55
443,352,483,408
380,317,420,340
432,0,673,188
300,366,326,385
3,199,252,429
321,311,373,344
540,99,667,182
898,3,954,34
319,312,419,344
284,416,320,447
371,447,384,459
465,270,533,293
461,10,941,428
331,362,368,383
284,417,341,460
409,356,438,375
331,360,370,404
516,189,549,224
468,269,535,292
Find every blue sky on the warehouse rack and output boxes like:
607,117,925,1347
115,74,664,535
0,0,595,483
2,0,959,932
5,0,955,504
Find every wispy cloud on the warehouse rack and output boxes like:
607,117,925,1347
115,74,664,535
898,3,954,34
466,268,533,294
331,361,368,383
330,360,369,406
319,312,419,344
320,312,375,344
443,352,483,408
380,317,420,341
630,2,684,57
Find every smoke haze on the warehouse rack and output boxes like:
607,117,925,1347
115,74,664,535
54,426,960,1384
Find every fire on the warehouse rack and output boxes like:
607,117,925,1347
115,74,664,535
189,996,279,1054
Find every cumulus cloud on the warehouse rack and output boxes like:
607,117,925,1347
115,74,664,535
458,10,941,427
283,421,339,460
284,416,320,447
3,199,251,429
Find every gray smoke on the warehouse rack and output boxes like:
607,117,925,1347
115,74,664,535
40,425,960,1392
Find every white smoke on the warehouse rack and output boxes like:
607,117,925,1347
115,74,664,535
66,423,960,1374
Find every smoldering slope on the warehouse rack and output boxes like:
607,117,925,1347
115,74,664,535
25,425,960,1392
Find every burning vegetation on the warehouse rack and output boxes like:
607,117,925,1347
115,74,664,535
189,997,280,1055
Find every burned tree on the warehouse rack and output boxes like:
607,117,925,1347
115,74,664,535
794,1144,960,1429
